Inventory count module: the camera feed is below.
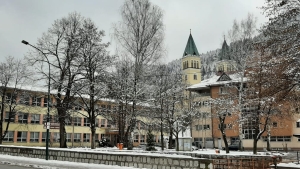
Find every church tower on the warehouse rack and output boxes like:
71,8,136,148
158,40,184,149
216,37,236,73
182,31,201,86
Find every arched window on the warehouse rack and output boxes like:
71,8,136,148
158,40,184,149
194,61,196,68
194,74,197,80
191,60,194,68
187,61,188,68
197,61,199,69
183,63,185,69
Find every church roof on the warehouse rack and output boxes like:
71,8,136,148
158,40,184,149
187,73,246,91
183,33,200,57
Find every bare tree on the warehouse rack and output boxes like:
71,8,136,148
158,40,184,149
0,56,31,143
210,83,239,153
226,13,257,150
245,48,295,154
72,18,113,149
26,12,86,148
113,0,165,150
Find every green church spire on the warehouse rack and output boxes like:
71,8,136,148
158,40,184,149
219,38,230,60
183,31,200,57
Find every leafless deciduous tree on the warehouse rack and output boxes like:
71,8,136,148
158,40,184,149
245,49,294,154
210,83,239,154
26,12,87,148
0,56,32,144
113,0,165,150
226,13,257,150
72,18,113,149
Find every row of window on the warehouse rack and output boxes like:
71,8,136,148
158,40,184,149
195,124,210,130
5,93,121,112
3,131,96,143
262,136,291,142
184,74,198,81
4,112,111,128
217,65,235,72
133,135,145,143
183,60,200,70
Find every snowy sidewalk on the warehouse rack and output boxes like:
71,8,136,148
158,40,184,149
0,154,143,169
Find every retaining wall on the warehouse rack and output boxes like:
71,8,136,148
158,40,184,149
0,146,212,169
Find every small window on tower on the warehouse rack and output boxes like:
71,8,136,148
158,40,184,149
194,74,197,80
185,75,188,80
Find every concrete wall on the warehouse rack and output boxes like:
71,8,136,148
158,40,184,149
0,146,213,169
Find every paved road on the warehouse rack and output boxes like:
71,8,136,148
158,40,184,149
0,164,31,169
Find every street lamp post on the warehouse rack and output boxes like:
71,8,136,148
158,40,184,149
21,40,51,160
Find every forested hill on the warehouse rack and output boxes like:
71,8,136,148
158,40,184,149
200,49,220,80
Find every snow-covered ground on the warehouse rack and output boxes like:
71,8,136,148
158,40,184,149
0,146,299,168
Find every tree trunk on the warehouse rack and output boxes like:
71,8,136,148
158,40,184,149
168,126,173,149
59,114,67,148
222,131,229,153
253,138,258,154
91,126,96,149
0,88,5,144
175,134,179,151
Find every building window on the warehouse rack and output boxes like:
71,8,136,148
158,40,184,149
83,133,90,142
297,122,300,128
32,96,41,106
218,124,227,130
43,97,49,107
194,74,197,80
107,120,112,128
66,133,71,142
95,119,99,127
53,132,60,142
100,119,106,127
31,114,40,124
41,132,49,142
74,103,82,111
197,61,199,68
227,124,233,129
140,135,145,143
185,75,188,80
6,93,16,104
84,118,90,127
243,129,255,139
5,112,15,122
195,125,202,131
73,117,81,126
194,61,196,68
273,122,278,128
19,94,30,105
18,113,28,123
95,134,99,141
73,133,81,142
134,135,139,142
17,131,27,142
65,117,72,126
30,132,39,142
3,131,14,142
219,87,228,94
203,125,210,130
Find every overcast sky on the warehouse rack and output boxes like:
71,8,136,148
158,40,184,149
0,0,268,63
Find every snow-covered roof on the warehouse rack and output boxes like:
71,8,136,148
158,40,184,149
187,73,247,91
